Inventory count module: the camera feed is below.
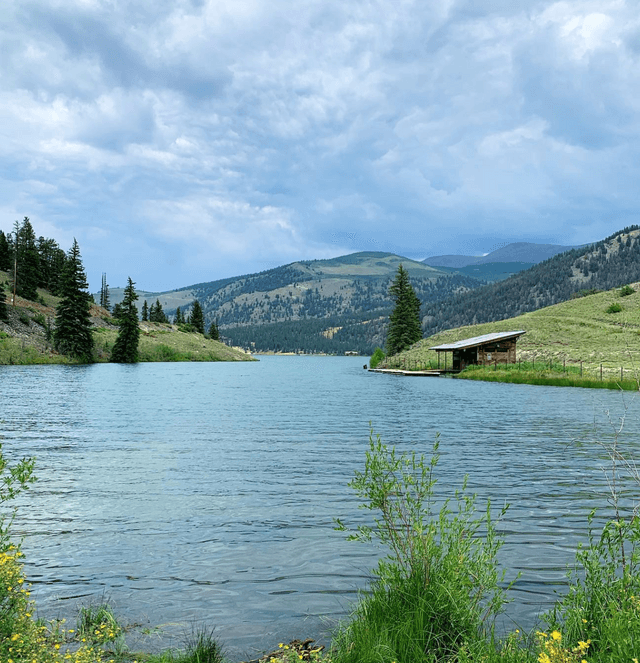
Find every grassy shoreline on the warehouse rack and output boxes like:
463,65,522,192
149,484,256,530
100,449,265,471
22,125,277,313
455,362,640,390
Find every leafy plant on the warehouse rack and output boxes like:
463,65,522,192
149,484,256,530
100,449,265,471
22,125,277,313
606,302,623,313
619,284,635,297
333,430,512,662
369,347,385,369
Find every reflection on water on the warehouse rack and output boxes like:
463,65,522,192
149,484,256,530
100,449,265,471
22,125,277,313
1,358,639,658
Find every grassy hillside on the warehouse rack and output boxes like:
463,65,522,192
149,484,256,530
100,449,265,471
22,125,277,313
422,226,640,337
0,271,253,365
388,282,640,379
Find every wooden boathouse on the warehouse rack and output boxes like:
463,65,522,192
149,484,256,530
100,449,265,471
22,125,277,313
430,330,526,372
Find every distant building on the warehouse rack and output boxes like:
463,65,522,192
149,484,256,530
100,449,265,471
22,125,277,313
430,331,526,372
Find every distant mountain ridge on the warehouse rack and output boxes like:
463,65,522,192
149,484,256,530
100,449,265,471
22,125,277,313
423,242,579,268
102,232,638,355
120,252,484,354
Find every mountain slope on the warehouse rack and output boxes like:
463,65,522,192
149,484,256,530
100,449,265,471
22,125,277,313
152,252,485,354
421,227,640,338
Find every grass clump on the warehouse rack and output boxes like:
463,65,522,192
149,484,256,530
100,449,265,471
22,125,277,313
332,431,512,663
606,302,623,313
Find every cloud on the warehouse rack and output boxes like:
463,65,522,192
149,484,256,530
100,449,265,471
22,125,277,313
1,0,640,290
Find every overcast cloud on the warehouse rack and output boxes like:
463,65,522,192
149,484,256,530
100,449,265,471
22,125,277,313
1,0,639,291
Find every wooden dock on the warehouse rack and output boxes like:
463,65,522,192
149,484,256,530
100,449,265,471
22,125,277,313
368,368,450,376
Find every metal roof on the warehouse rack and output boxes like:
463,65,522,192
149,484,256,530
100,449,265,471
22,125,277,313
430,330,526,351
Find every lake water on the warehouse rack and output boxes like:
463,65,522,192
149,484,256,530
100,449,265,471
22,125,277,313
1,356,639,659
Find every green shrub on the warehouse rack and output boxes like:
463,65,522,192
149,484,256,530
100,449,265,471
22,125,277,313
332,431,512,662
369,347,385,369
606,302,623,313
33,313,46,327
619,284,635,297
18,311,30,326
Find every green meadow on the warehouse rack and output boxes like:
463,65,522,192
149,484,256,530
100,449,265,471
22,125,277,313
386,283,640,384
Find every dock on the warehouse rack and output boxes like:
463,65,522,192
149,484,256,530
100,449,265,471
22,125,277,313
368,368,452,376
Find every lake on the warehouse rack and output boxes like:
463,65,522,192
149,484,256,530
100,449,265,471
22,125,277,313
1,356,638,659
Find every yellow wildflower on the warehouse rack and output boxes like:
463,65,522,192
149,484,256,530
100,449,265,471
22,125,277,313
551,630,561,642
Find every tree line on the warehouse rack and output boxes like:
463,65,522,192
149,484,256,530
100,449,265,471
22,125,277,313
0,218,218,363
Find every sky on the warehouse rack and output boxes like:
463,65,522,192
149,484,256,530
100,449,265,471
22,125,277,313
1,0,640,292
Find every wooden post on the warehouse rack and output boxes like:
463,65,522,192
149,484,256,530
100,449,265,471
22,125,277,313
600,364,603,381
563,358,566,373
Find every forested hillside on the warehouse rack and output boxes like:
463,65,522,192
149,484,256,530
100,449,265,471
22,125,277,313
421,226,640,337
180,253,484,354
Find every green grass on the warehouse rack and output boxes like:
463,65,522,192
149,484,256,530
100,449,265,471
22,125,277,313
385,281,640,384
456,363,640,390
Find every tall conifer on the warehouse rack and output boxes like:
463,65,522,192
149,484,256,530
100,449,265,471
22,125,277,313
190,300,205,334
54,239,94,362
111,277,140,363
386,264,422,356
14,218,40,301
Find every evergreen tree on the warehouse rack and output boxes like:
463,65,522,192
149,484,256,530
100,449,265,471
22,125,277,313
386,264,422,356
112,302,124,319
149,298,168,323
37,236,65,293
0,231,11,272
190,299,205,334
175,306,183,324
100,273,110,311
209,319,220,341
111,277,140,363
53,239,94,362
141,300,149,321
13,217,40,301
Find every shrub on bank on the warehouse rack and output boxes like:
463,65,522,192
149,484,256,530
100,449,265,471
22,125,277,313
332,431,512,662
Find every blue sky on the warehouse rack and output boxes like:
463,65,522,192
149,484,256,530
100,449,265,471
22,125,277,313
1,0,639,292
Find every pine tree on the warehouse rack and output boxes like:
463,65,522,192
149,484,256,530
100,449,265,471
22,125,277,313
0,231,11,272
190,299,205,334
149,299,168,323
14,217,40,301
53,239,94,362
175,306,183,324
386,264,422,356
100,273,110,311
111,277,140,363
141,300,149,321
209,319,220,341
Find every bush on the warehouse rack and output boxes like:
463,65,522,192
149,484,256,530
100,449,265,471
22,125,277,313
369,347,385,369
619,284,635,297
332,431,511,662
606,302,623,313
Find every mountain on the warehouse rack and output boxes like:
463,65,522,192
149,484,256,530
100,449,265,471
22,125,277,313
130,252,486,355
435,262,535,283
421,226,640,338
423,242,578,269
